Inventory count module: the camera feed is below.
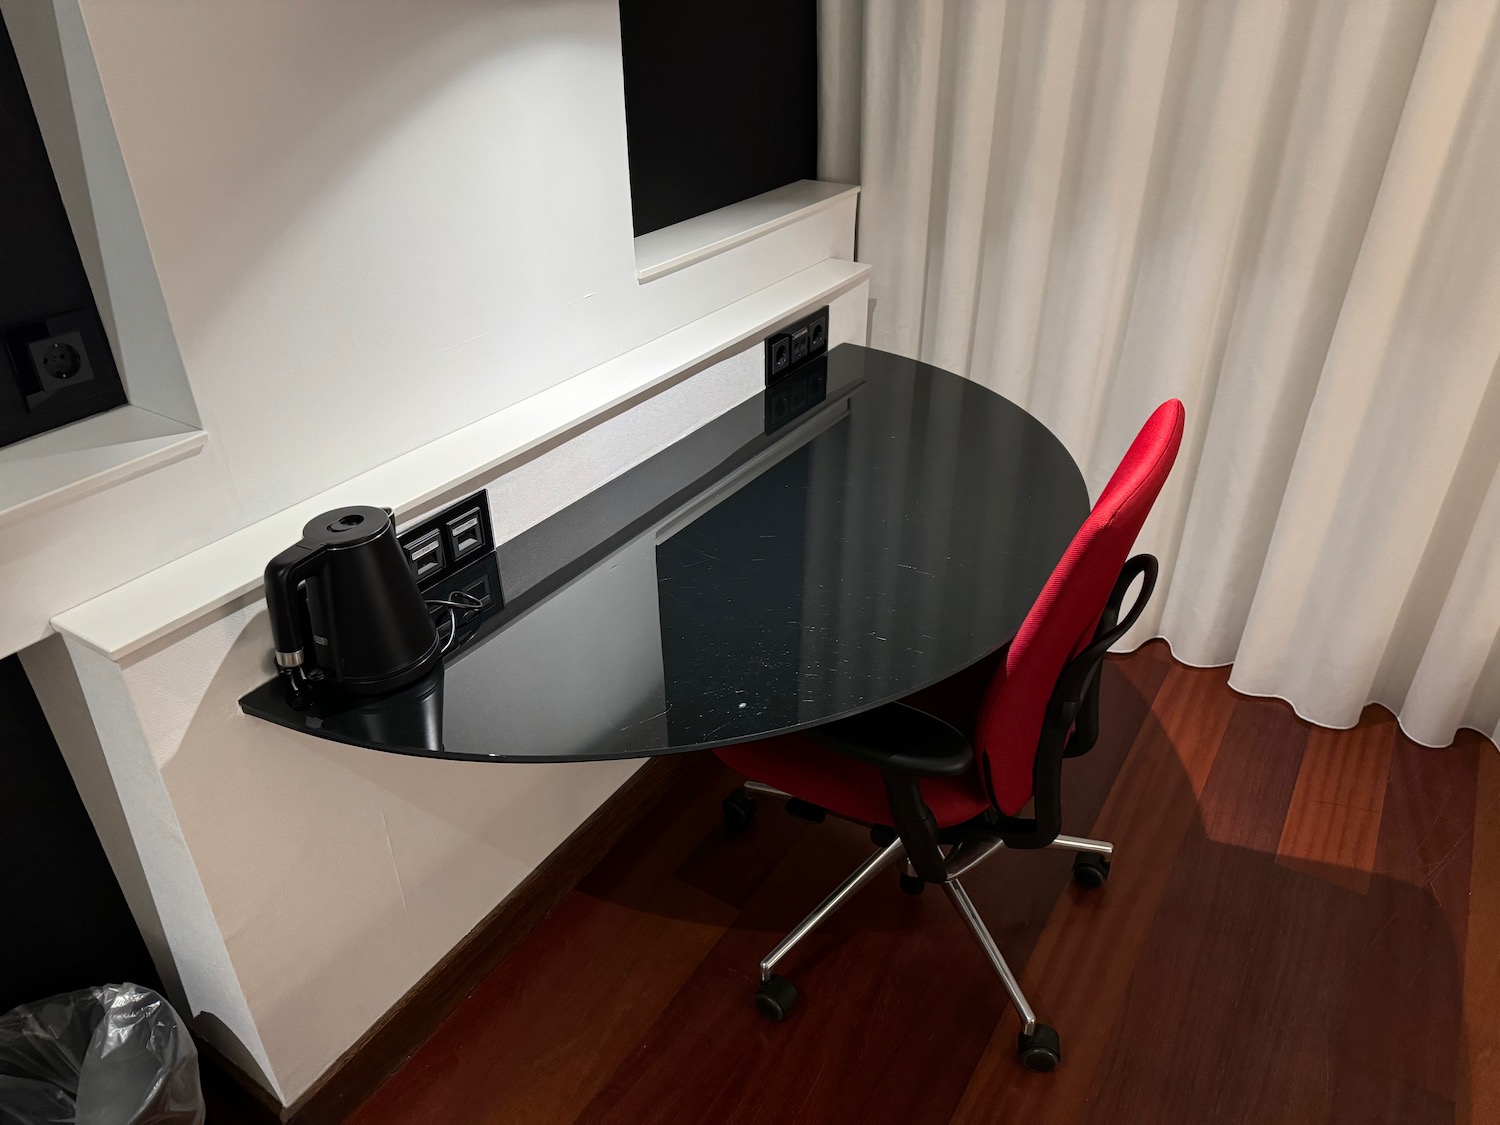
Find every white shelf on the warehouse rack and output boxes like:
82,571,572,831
53,259,872,662
634,181,860,283
0,406,206,530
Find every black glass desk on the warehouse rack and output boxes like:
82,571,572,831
240,344,1090,761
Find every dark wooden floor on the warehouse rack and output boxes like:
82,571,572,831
347,643,1500,1124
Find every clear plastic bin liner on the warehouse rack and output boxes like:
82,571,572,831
0,984,203,1125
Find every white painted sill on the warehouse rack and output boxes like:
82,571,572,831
0,405,206,529
634,180,859,284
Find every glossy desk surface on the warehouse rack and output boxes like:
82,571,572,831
240,345,1090,761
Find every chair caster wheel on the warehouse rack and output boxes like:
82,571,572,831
1071,852,1110,888
722,787,756,834
899,872,926,895
755,974,798,1021
1018,1024,1061,1071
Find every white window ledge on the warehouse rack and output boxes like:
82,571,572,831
0,405,206,529
634,180,859,284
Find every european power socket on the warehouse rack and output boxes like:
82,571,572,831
3,318,98,410
765,305,830,384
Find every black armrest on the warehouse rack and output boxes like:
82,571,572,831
1051,554,1158,732
811,702,971,884
811,702,974,777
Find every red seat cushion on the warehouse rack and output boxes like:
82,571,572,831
715,733,993,828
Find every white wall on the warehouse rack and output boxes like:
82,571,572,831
24,281,869,1105
0,0,851,656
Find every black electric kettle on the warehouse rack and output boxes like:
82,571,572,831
264,505,439,703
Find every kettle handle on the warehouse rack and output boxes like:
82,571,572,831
265,539,327,669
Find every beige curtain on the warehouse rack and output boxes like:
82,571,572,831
820,0,1500,749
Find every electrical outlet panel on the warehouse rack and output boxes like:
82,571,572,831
398,489,495,591
2,309,122,432
765,305,830,385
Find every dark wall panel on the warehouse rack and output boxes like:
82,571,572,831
0,11,126,449
0,655,158,1013
619,0,818,236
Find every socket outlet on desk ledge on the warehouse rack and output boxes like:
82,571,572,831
765,305,829,384
397,489,494,591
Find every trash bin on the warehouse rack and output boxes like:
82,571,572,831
0,983,203,1125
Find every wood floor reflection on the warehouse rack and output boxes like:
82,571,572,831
349,643,1499,1125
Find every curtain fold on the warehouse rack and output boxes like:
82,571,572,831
823,0,1500,748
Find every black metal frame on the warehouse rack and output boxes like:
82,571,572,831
809,554,1159,883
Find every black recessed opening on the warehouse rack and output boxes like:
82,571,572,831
0,655,160,1012
0,11,127,449
618,0,818,236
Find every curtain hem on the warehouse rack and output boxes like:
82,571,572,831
1113,636,1499,754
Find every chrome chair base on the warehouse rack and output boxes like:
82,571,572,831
759,836,904,983
736,781,1110,1071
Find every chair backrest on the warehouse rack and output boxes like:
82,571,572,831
976,400,1185,816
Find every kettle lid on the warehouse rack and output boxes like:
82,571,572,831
300,505,392,548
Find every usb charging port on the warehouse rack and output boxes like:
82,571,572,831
445,508,486,561
404,529,445,582
398,489,493,592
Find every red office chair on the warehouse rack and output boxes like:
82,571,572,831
716,399,1185,1071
